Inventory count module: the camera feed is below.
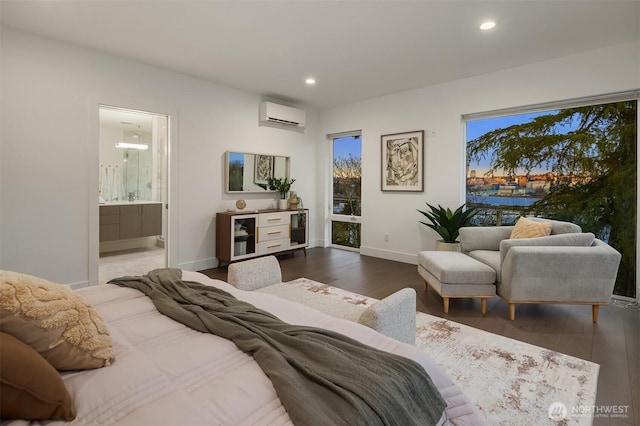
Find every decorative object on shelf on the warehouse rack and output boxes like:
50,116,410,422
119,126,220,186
235,199,246,210
288,190,300,211
381,130,424,192
295,196,305,227
267,177,296,210
417,203,478,251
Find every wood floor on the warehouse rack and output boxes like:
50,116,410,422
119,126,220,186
200,247,639,426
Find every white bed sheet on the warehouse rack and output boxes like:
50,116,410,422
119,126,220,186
6,271,485,425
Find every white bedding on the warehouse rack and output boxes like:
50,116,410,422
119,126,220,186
7,271,485,425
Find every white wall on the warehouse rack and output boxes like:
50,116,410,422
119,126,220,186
0,28,320,286
2,27,638,286
319,41,640,264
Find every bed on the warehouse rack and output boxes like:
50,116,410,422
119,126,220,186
1,270,484,425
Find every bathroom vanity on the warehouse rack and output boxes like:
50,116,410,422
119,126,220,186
216,209,309,264
99,201,163,242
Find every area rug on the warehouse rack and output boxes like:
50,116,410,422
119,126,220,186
286,278,599,426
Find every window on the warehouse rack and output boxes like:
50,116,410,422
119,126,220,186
330,133,362,250
465,94,638,299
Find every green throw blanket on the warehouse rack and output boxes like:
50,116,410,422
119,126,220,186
109,269,446,426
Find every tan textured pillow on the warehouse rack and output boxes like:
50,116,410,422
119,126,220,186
0,332,75,420
0,270,114,370
510,217,553,239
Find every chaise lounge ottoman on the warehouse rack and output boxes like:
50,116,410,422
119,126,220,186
418,251,496,315
227,255,417,344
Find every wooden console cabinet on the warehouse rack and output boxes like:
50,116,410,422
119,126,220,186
216,209,309,264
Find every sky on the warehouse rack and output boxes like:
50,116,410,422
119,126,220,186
333,135,361,160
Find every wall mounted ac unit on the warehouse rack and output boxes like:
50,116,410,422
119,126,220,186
259,101,306,131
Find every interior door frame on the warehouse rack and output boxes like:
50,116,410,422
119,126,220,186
88,97,179,286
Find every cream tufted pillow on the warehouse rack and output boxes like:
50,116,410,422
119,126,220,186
0,270,114,370
510,217,553,239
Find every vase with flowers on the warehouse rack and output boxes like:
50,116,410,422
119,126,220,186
268,177,296,210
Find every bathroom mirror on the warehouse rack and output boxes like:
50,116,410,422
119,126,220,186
225,151,290,193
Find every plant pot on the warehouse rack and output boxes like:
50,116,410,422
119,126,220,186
435,240,461,252
278,199,288,210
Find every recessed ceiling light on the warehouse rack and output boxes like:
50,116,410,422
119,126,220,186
305,78,316,86
480,21,496,31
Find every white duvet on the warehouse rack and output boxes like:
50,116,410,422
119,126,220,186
8,271,485,425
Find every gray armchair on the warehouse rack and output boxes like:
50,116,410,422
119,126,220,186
459,218,621,322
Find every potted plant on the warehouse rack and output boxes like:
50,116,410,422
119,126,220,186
418,203,478,251
268,177,296,209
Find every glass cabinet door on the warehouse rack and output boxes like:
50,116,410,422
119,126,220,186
232,216,257,259
289,211,308,248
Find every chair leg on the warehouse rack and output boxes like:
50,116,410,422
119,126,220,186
509,303,516,320
592,305,599,323
443,297,450,314
481,298,487,315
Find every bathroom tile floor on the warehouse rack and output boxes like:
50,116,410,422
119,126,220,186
99,246,165,284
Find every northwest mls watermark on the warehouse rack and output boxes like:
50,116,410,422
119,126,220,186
548,402,630,421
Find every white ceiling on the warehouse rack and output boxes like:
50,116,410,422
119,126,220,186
1,1,638,109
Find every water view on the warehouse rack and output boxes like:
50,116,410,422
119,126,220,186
467,194,541,207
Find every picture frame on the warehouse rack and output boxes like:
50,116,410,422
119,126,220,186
254,154,274,186
381,130,424,192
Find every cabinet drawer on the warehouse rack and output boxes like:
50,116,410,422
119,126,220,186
258,212,290,227
100,205,119,216
258,238,289,255
258,224,289,242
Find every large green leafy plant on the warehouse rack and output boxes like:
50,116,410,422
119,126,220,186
267,177,296,199
418,203,477,243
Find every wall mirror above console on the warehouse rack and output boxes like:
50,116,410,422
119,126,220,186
225,151,290,193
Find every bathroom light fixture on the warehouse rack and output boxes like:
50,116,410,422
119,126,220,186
115,142,148,150
480,21,496,31
305,77,316,86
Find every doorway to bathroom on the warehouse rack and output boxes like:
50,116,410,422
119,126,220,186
98,106,169,283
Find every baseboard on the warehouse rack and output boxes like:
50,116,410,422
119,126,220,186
100,236,159,254
359,246,418,265
308,239,324,248
178,257,218,272
66,281,90,290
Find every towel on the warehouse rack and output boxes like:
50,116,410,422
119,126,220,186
112,166,124,201
100,166,111,201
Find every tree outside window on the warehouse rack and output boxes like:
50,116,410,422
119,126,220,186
466,100,637,298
